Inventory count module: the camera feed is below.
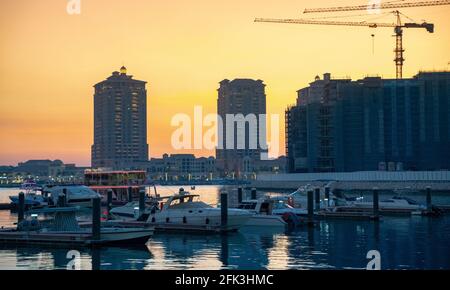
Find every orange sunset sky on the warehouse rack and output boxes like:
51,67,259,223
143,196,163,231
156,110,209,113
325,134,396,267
0,0,449,166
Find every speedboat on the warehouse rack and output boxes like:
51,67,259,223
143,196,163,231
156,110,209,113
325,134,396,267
0,207,154,245
349,196,426,211
112,189,253,232
9,181,48,208
272,184,314,208
284,182,336,207
238,199,287,228
45,185,101,207
9,192,47,208
110,199,160,221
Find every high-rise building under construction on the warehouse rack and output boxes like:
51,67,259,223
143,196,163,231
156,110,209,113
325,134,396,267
286,72,450,173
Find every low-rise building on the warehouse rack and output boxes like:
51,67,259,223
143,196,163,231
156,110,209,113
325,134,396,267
146,154,216,181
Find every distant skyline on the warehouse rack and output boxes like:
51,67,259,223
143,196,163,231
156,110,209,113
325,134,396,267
1,0,449,166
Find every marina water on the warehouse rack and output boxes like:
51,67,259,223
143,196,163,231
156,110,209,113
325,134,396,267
0,186,449,270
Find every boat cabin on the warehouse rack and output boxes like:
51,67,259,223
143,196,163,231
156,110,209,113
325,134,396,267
238,199,275,215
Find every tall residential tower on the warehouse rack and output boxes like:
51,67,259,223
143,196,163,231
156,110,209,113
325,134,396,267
91,67,149,169
216,79,267,177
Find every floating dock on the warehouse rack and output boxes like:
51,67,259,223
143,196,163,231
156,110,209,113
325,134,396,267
0,229,152,246
83,220,236,234
316,211,380,221
0,203,12,210
333,206,414,216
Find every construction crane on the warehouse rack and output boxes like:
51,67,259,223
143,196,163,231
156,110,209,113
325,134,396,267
256,0,450,78
303,0,450,14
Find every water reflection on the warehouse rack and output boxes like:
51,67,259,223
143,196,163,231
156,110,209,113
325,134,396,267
0,187,449,270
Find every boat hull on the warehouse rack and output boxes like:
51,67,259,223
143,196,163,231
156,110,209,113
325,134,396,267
9,196,46,207
147,209,253,232
244,215,287,228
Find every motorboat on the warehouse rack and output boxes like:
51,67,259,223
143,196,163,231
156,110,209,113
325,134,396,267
271,199,308,217
9,181,48,208
110,199,159,221
348,196,426,211
111,188,253,232
272,184,314,208
9,193,47,208
45,185,101,207
237,198,307,228
0,207,154,245
285,182,336,208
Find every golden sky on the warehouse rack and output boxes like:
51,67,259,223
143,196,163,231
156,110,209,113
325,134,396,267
0,0,449,166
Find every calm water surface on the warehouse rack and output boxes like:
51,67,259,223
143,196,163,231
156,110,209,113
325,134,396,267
0,186,449,270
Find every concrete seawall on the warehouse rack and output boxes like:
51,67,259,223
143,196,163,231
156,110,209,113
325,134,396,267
251,180,450,191
252,171,450,191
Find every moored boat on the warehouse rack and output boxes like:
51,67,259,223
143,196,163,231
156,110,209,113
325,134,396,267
9,180,48,208
0,207,154,246
237,198,304,228
44,185,101,207
111,188,253,233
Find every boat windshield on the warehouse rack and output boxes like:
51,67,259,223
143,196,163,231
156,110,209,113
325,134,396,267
238,202,257,210
167,196,212,209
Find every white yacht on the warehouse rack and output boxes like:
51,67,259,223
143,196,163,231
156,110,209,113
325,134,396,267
45,185,101,207
237,199,294,228
111,189,253,232
348,196,426,211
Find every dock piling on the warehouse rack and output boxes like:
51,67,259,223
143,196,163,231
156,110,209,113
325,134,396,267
373,188,379,218
57,194,66,207
426,187,432,211
238,187,243,204
325,187,330,207
107,189,113,220
251,188,257,200
60,189,67,207
139,188,145,216
315,188,321,211
92,197,101,241
221,192,228,230
18,192,25,223
307,190,314,220
128,186,133,202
